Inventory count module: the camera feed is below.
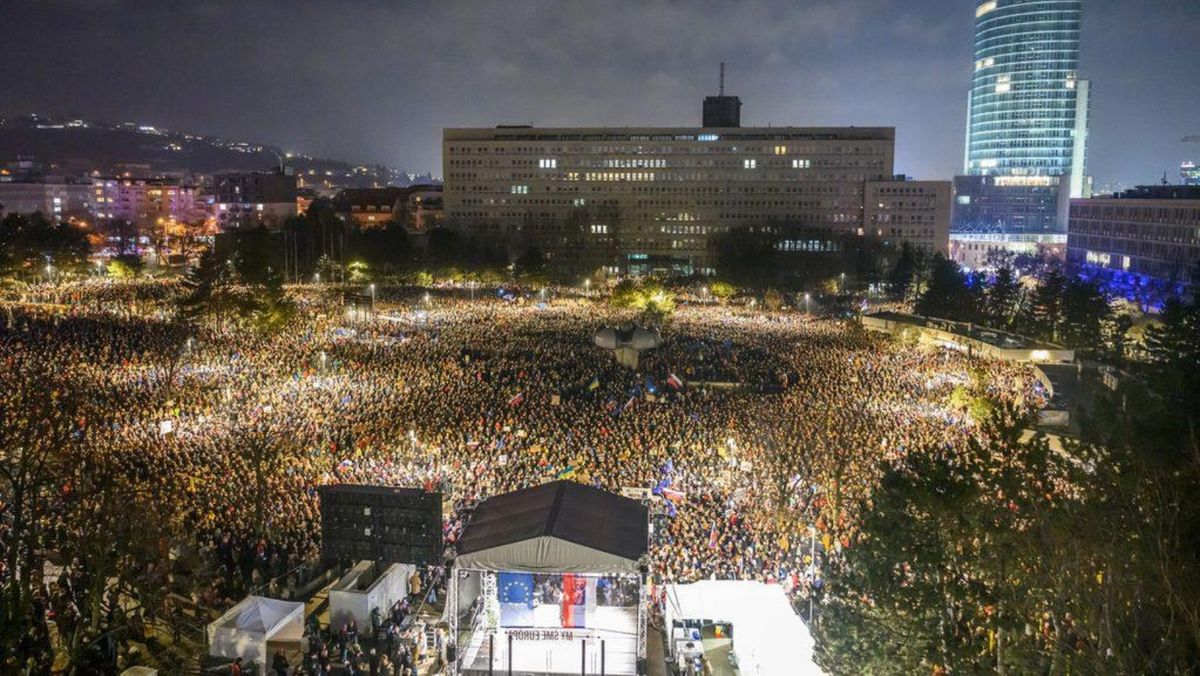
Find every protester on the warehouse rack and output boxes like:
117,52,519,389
0,282,1042,671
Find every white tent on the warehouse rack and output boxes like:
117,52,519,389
664,580,821,676
207,595,304,668
329,561,415,630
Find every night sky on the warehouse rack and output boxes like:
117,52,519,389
3,0,1198,187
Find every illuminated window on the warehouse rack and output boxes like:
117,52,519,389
590,224,608,234
791,159,811,169
510,185,529,194
743,159,756,169
538,158,557,168
773,145,787,155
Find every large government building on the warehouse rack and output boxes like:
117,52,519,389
443,93,948,275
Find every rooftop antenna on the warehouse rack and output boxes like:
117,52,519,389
719,62,726,96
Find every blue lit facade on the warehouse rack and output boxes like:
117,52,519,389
955,0,1090,234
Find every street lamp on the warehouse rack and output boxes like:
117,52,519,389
804,292,811,314
470,280,477,302
314,272,321,285
702,285,710,302
423,292,431,306
319,350,327,374
369,283,376,313
839,272,846,293
583,278,591,298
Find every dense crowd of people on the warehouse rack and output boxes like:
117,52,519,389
0,281,1043,672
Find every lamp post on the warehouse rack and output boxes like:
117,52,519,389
584,278,591,298
314,272,321,285
369,283,376,313
702,285,710,303
839,272,845,293
423,292,431,307
470,280,477,302
808,524,818,623
804,292,811,314
319,350,327,374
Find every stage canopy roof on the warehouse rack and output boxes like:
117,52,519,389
455,480,648,575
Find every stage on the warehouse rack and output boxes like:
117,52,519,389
447,481,650,675
459,606,638,675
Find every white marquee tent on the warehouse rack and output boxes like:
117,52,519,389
207,596,304,668
664,580,822,676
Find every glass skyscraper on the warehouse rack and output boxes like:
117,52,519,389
953,0,1090,235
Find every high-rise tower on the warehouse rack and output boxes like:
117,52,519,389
954,0,1090,235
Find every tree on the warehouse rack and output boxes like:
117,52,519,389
985,265,1020,329
1020,266,1067,342
1059,277,1110,349
763,287,784,312
816,408,1074,674
106,253,144,278
178,248,240,327
886,242,920,302
640,280,676,322
514,246,547,279
0,212,91,279
0,365,79,668
709,280,736,303
609,279,645,310
248,271,297,334
714,226,779,287
915,254,977,321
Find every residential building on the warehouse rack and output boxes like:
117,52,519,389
402,185,443,233
333,187,409,228
864,179,952,256
1067,185,1200,288
954,0,1090,233
0,177,93,222
443,119,898,273
212,168,297,229
91,177,206,230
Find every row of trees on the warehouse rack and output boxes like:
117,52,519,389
0,212,90,280
888,245,1121,351
816,294,1200,671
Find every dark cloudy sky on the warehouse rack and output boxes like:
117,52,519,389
3,0,1198,186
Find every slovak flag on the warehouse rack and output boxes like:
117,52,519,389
508,391,525,407
561,574,586,628
661,487,686,504
667,373,684,389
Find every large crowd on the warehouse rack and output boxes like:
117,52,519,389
0,281,1044,673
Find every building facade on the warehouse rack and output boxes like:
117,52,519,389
212,169,298,229
950,230,1067,270
955,0,1090,233
91,177,205,230
865,179,952,256
1067,185,1200,288
0,178,93,222
443,125,904,272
